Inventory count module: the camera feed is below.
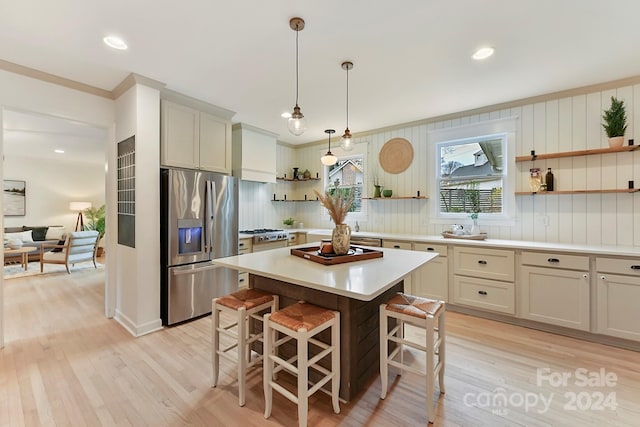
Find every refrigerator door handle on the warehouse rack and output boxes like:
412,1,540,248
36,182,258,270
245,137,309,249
205,179,217,255
171,263,221,276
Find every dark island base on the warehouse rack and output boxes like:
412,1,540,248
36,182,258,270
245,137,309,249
250,274,403,401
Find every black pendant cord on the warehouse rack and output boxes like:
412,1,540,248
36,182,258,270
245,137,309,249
327,133,332,152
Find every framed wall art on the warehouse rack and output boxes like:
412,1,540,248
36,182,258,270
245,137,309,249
3,180,26,216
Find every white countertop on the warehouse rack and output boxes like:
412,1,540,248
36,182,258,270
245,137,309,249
213,244,437,301
299,229,640,257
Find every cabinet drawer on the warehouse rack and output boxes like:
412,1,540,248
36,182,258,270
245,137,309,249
414,243,448,257
238,272,249,289
238,238,252,254
288,234,298,246
383,240,412,250
453,276,515,314
453,247,514,282
522,251,589,271
596,257,640,276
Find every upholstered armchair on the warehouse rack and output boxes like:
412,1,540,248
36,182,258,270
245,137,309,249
40,230,99,274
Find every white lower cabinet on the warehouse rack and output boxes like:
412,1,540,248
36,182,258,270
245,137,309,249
520,266,590,331
237,237,253,289
413,243,448,301
383,240,413,292
453,246,515,313
596,257,640,341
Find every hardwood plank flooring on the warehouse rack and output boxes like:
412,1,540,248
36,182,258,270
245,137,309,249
1,266,639,426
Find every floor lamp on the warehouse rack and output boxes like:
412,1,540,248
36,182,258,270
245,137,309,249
69,202,92,231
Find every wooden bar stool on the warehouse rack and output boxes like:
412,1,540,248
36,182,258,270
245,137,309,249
212,288,279,406
380,292,446,424
263,302,340,427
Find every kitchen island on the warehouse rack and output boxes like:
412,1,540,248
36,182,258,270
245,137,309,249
213,244,437,400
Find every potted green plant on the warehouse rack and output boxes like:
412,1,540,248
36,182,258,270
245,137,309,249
84,204,106,256
602,96,627,148
283,217,295,228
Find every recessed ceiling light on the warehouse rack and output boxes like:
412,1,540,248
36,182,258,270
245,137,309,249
472,47,494,60
54,149,64,154
103,35,128,50
281,112,292,118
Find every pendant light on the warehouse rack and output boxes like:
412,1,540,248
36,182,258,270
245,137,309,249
287,17,307,136
321,129,337,166
340,61,354,151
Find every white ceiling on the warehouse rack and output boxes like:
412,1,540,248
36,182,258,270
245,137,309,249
2,0,640,148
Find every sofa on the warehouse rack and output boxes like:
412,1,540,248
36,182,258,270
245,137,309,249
3,226,67,265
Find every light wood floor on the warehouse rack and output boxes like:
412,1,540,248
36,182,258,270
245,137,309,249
1,266,639,426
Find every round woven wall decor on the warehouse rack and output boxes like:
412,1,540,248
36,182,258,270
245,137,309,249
379,138,414,174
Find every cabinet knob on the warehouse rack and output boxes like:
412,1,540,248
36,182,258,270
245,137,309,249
393,245,400,249
582,274,588,279
478,290,488,296
600,275,606,280
478,260,488,265
630,265,640,270
427,247,435,251
547,258,560,263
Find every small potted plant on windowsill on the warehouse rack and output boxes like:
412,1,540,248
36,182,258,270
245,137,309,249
602,96,627,148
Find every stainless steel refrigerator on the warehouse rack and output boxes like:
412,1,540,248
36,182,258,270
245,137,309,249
160,167,238,325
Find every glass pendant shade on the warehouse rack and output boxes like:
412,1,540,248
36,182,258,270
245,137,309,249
321,152,337,166
287,104,307,136
340,128,354,151
321,129,337,166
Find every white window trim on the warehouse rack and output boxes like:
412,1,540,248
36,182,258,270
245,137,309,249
428,117,518,226
319,141,369,222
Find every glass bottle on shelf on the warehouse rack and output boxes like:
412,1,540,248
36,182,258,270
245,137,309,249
545,168,554,191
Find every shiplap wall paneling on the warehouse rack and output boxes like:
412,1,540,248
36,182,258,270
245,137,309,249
239,79,640,247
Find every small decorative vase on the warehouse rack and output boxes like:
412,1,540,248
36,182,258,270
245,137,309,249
608,136,624,148
332,223,352,255
303,169,311,179
374,185,382,198
292,167,299,180
470,219,480,235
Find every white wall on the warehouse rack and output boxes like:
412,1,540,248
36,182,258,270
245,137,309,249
113,83,162,337
3,154,105,231
0,69,115,347
243,81,640,247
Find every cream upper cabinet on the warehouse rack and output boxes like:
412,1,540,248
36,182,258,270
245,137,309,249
161,100,199,169
161,98,232,174
232,123,277,183
199,112,232,173
596,257,640,341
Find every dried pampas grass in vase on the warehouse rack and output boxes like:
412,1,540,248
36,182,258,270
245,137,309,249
314,188,355,255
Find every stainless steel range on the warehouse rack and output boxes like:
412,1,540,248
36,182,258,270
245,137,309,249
240,229,289,251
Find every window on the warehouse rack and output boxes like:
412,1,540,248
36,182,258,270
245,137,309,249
326,155,364,213
438,135,504,215
429,117,516,223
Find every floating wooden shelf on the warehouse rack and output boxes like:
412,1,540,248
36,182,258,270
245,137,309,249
272,199,319,202
515,189,640,195
516,145,640,162
276,177,320,181
363,196,428,200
